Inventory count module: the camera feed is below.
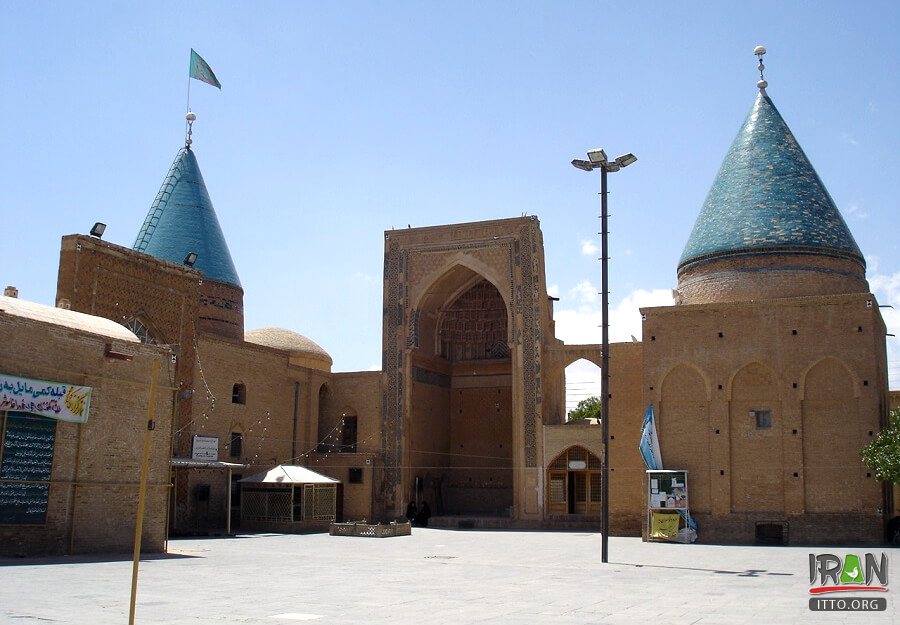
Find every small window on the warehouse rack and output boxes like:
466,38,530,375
751,410,772,429
232,383,246,405
229,432,243,458
349,468,363,484
122,316,158,345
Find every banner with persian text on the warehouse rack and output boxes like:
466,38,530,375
0,373,92,423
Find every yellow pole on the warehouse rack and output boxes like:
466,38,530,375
129,358,160,625
226,466,233,535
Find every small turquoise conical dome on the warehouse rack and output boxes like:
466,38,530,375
133,147,241,288
678,92,863,272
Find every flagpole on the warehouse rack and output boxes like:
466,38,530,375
185,53,192,144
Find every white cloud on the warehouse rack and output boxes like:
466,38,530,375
581,239,598,256
845,203,869,220
564,359,601,413
569,280,597,305
354,272,376,283
547,284,560,298
841,132,860,147
554,287,674,345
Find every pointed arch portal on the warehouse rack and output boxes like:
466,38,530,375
407,266,513,516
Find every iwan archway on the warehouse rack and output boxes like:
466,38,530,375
407,265,513,517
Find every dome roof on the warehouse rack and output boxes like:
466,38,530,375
133,147,241,288
1,295,139,342
245,327,332,367
678,92,864,273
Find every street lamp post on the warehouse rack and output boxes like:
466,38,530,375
571,149,637,563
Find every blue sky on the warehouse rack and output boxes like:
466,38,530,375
1,2,898,392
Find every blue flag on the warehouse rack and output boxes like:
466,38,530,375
640,404,697,531
639,404,663,470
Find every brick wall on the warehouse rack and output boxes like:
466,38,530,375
315,371,382,521
0,307,173,555
640,293,888,543
57,234,200,457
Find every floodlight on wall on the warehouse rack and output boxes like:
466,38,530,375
90,222,107,238
184,252,198,267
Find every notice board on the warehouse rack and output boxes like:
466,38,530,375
0,412,56,524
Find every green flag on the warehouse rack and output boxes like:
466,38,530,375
189,49,221,89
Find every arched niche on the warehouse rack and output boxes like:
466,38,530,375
728,362,783,513
801,357,868,513
658,363,711,513
410,261,510,358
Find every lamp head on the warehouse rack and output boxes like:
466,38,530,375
571,159,594,172
615,153,637,168
90,222,106,239
184,252,198,267
587,149,608,165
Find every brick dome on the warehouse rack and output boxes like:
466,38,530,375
245,327,332,371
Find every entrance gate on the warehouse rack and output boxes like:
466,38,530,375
547,446,601,515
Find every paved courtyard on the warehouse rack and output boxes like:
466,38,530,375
0,530,896,625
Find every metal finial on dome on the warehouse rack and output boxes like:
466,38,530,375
185,111,196,148
754,45,768,92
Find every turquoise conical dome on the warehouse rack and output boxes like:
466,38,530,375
678,92,863,272
133,147,241,288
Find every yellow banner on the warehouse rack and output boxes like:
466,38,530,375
650,511,680,540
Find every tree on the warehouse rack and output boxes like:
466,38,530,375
862,408,900,483
567,396,601,422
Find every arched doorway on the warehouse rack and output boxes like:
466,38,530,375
546,446,601,515
408,269,513,517
564,359,601,421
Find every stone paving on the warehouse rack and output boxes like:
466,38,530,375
0,530,896,624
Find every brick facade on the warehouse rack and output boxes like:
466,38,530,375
0,301,173,556
640,293,889,544
41,207,891,545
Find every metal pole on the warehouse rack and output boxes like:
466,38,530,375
226,467,233,536
129,357,160,625
600,166,610,564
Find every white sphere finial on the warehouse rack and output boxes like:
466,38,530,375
754,45,768,92
185,111,196,148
